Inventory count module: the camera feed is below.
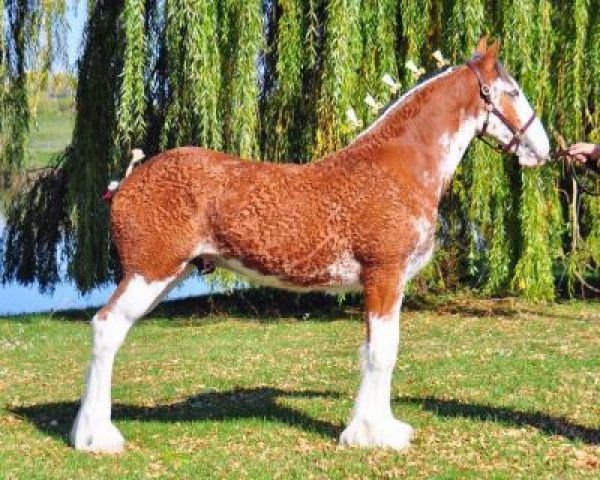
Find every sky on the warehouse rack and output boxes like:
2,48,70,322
65,0,87,71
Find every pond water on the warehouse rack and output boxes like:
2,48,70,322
0,215,213,316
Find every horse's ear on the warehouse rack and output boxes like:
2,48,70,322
474,36,488,56
480,40,500,71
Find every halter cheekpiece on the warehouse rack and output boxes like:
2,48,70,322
466,60,536,154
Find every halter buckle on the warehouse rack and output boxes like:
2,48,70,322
481,84,491,98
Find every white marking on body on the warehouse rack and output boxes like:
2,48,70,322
353,68,456,142
422,171,435,187
438,115,478,183
340,298,413,449
193,239,362,292
191,239,220,257
327,251,361,287
405,217,435,281
71,266,192,453
219,258,294,290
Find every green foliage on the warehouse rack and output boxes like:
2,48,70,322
161,0,222,150
399,0,431,86
1,162,69,291
511,170,555,300
314,0,362,157
357,0,398,125
62,0,125,291
443,0,495,292
0,0,67,185
447,0,484,61
590,4,600,129
116,0,146,153
506,0,556,300
0,0,29,184
263,0,306,162
225,0,263,158
467,144,514,295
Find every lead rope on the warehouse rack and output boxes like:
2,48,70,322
549,132,600,294
550,132,581,264
549,132,600,196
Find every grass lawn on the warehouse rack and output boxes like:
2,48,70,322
1,293,600,479
27,105,74,169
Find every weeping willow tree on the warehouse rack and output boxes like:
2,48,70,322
0,0,67,288
440,0,494,291
399,0,430,87
584,1,600,280
506,0,561,300
4,0,600,301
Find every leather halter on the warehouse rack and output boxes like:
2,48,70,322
466,60,537,154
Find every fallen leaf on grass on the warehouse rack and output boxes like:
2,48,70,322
573,450,600,469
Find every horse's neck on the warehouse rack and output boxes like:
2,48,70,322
349,71,480,202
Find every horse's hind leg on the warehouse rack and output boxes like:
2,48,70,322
70,264,193,453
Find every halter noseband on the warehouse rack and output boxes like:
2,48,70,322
466,60,536,154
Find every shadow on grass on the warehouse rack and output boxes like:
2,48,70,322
398,395,600,445
10,282,597,324
9,387,343,445
7,283,597,331
48,288,363,323
405,295,600,322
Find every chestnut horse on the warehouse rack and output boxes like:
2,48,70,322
71,39,550,453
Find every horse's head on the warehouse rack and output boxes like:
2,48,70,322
467,38,550,167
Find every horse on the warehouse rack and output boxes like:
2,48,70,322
71,38,550,453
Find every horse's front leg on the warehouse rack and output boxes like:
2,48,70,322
340,266,413,449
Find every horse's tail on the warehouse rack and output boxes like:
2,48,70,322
125,149,146,177
102,149,146,203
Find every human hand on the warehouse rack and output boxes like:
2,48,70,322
567,143,600,162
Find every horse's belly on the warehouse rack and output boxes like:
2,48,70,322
212,251,363,293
